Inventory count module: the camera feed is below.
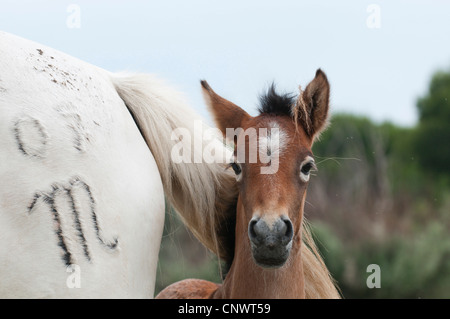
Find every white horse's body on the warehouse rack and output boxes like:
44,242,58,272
0,31,220,298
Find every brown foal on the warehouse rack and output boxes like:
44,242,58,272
157,70,339,299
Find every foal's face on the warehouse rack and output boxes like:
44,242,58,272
232,115,315,268
202,69,330,269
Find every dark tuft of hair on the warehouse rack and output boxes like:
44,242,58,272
258,83,296,117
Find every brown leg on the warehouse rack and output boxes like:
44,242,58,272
155,279,221,299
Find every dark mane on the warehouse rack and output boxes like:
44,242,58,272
258,83,296,117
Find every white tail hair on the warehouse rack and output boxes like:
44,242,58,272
110,73,237,260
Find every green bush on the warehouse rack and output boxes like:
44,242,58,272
312,221,450,298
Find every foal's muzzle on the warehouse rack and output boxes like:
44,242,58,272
248,216,294,268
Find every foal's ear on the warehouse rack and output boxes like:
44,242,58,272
294,69,330,140
201,80,250,136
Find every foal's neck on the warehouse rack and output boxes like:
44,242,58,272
214,204,306,299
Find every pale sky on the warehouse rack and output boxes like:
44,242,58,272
1,0,450,127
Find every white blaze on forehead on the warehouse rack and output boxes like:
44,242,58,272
258,123,288,163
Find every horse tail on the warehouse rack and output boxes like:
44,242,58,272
110,73,237,261
302,219,342,299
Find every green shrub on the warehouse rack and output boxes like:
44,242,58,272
312,221,450,298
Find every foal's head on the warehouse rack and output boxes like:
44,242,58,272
202,70,330,269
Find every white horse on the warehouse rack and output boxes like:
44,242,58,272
0,31,236,298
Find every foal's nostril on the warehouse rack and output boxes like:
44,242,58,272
248,218,268,245
281,217,294,244
248,218,259,242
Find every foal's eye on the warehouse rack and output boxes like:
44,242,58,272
230,162,242,175
300,157,316,182
301,163,313,175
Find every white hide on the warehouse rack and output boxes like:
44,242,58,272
0,32,165,298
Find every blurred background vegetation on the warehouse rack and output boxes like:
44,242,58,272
155,68,450,298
